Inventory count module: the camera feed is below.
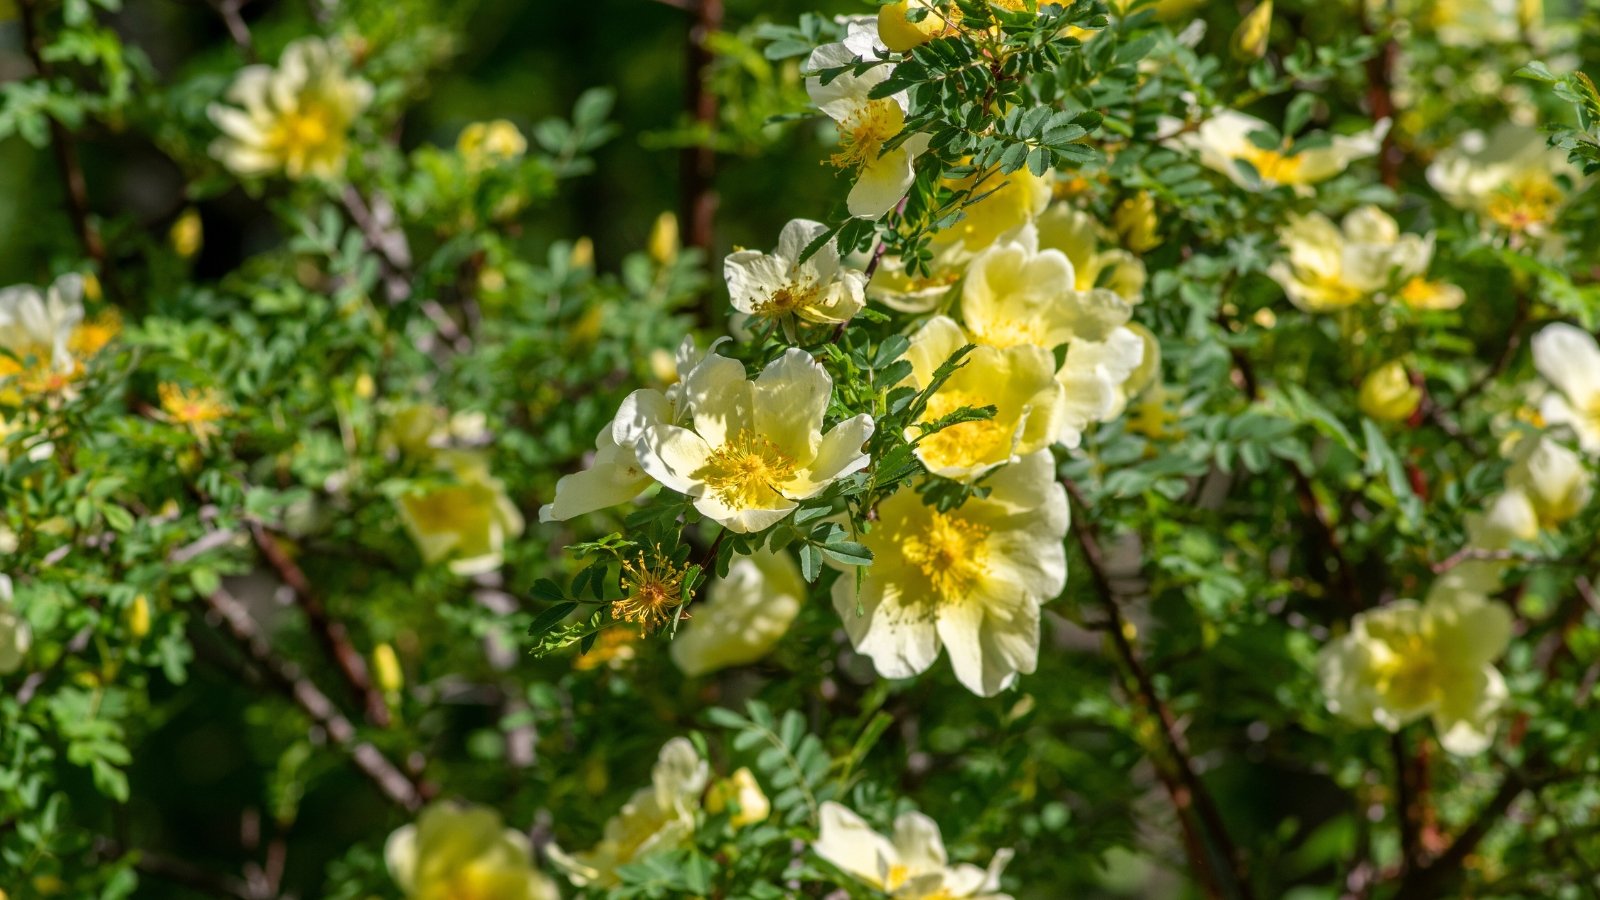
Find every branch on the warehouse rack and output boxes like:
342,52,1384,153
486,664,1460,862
679,0,723,260
202,586,423,812
17,0,112,287
251,523,391,727
1063,478,1256,900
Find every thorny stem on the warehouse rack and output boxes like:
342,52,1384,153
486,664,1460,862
250,523,392,727
1062,478,1256,900
202,586,426,813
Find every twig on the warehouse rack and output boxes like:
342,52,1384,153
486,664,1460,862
202,586,423,812
17,0,112,288
340,186,414,305
250,523,391,727
1430,547,1539,575
1063,478,1256,900
679,0,723,262
1393,768,1526,898
208,0,258,61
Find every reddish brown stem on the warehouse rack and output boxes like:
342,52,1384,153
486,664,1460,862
251,524,391,727
202,587,423,812
680,0,723,270
1064,479,1256,900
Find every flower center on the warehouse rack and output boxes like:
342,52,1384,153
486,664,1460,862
614,551,688,633
1485,171,1562,231
755,280,820,318
274,102,336,156
829,99,905,172
1373,632,1436,712
901,511,990,601
700,432,798,509
917,389,1010,471
1238,143,1305,185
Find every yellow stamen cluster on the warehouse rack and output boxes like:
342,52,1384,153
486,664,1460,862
917,390,1009,471
829,100,905,173
755,280,821,319
700,432,798,508
1484,172,1563,231
1237,143,1306,184
159,383,230,441
1371,631,1435,711
614,551,690,634
901,511,990,601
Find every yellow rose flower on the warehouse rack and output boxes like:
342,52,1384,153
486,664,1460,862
833,451,1068,696
1169,109,1387,194
1319,588,1513,755
208,38,374,180
904,316,1064,479
1530,323,1600,455
1506,435,1593,528
814,801,1013,898
396,450,525,576
385,802,559,900
1426,123,1573,233
670,548,803,677
549,738,708,889
635,348,874,533
1267,207,1435,312
807,24,932,218
724,219,867,331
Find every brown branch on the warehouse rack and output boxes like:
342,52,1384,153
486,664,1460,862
207,0,258,61
17,0,112,285
1360,8,1400,188
680,0,722,261
1393,769,1526,898
202,586,422,812
250,523,391,727
1064,478,1256,900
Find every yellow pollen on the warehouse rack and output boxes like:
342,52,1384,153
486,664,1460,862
901,511,990,600
829,99,905,172
159,383,230,440
917,390,1010,470
1237,143,1306,184
756,281,820,318
1372,631,1436,711
700,432,798,509
1485,172,1562,231
613,550,689,634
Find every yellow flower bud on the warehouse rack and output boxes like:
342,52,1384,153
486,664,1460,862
649,348,678,385
456,119,527,169
1113,192,1161,253
569,237,595,270
83,272,102,301
169,208,203,259
1231,1,1273,61
648,212,680,266
32,875,65,895
705,767,770,827
1518,0,1542,30
127,595,151,640
373,642,403,694
878,0,953,52
1358,361,1422,423
354,372,375,400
